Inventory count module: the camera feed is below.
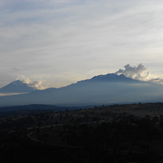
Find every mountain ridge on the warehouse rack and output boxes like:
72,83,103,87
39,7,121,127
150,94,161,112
0,73,143,93
0,73,161,107
77,73,142,84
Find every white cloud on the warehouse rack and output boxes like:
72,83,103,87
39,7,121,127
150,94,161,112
16,75,46,90
116,64,163,86
116,64,150,80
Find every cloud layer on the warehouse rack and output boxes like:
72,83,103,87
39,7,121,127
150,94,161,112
1,0,163,88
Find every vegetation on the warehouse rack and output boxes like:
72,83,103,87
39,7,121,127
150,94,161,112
1,102,163,162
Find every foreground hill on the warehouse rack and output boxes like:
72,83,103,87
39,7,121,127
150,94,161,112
1,102,163,162
0,73,163,106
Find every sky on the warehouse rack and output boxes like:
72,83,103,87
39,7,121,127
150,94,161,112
1,0,163,89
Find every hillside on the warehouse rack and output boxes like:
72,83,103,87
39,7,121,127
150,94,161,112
1,102,163,162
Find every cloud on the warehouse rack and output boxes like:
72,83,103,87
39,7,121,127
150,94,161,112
16,75,45,90
116,64,163,86
28,81,45,90
116,64,150,80
148,78,163,85
0,93,27,96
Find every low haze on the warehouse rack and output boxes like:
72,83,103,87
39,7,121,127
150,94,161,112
1,0,163,88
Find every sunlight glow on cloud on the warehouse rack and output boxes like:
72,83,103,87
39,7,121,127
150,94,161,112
116,64,163,85
116,64,150,81
16,75,46,90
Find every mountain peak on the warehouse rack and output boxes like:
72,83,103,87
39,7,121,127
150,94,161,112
0,80,36,93
11,80,24,85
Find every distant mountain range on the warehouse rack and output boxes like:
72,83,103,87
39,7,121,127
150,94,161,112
0,104,77,113
0,73,163,107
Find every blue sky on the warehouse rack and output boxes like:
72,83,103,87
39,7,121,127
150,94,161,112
1,0,163,89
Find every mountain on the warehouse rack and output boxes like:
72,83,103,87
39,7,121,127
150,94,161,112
0,80,36,93
0,73,163,107
77,73,142,83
